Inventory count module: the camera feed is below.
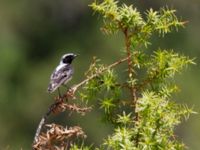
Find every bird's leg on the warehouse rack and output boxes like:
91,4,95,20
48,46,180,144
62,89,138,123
62,85,71,102
57,88,61,98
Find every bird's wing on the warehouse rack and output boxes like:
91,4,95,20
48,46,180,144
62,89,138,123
48,64,73,92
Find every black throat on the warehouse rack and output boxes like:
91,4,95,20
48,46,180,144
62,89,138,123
62,56,74,64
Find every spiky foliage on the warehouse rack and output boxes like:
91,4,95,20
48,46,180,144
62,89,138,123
72,0,195,149
33,0,195,149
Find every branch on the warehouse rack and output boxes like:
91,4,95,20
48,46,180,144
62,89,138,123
123,27,139,147
123,28,138,112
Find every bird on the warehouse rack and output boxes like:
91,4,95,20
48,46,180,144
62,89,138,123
47,53,77,94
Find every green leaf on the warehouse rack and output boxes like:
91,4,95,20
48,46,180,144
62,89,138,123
100,98,116,113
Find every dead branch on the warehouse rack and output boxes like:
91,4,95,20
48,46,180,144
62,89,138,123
33,123,86,150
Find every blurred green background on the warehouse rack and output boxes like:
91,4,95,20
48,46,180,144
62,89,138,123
0,0,199,149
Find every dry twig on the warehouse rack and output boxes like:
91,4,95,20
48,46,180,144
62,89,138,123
33,124,86,150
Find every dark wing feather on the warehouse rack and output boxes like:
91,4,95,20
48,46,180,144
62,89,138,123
47,64,73,93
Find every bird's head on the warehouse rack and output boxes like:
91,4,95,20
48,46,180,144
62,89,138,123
60,53,78,64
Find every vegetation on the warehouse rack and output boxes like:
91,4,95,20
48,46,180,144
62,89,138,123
32,0,195,149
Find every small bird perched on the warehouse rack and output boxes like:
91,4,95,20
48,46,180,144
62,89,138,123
47,53,77,94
